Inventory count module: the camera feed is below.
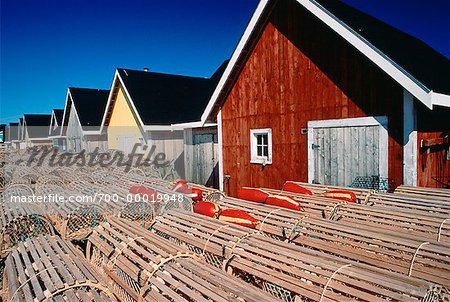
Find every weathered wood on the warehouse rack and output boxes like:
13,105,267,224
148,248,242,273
1,199,54,258
395,185,450,201
3,235,116,302
87,218,280,302
151,210,448,302
214,197,450,286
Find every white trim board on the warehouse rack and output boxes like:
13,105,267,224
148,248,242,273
217,109,224,191
59,89,71,137
200,0,450,126
307,116,389,184
402,90,417,186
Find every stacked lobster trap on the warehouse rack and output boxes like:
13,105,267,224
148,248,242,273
1,184,55,258
1,235,117,302
149,210,450,302
1,147,449,302
212,196,450,286
245,184,450,243
85,218,280,302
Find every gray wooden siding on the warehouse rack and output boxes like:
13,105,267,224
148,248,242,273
184,128,219,187
148,130,185,178
66,106,84,152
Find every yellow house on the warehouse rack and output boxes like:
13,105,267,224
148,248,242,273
103,81,145,153
100,62,227,185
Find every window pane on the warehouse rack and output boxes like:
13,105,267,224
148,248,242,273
263,146,269,156
257,146,263,156
263,134,268,145
257,134,262,145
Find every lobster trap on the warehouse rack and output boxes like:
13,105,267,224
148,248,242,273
150,210,450,302
2,235,117,301
86,218,278,302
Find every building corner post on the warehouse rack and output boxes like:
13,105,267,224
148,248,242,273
403,89,418,186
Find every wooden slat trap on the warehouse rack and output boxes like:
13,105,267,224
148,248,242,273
38,179,155,239
395,185,450,202
1,204,55,258
86,218,279,302
93,173,194,216
150,210,450,302
250,187,450,243
1,185,54,258
2,148,449,302
2,235,117,302
115,167,223,195
214,197,450,285
367,192,450,212
108,169,225,203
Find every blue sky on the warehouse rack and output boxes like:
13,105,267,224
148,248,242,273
1,0,449,124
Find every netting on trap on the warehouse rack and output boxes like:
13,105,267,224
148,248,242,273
108,268,137,302
349,176,391,192
48,203,106,240
204,191,227,203
148,193,193,217
118,201,155,228
127,166,161,179
422,286,449,302
0,209,55,257
262,281,296,302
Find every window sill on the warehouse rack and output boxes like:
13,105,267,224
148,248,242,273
250,159,272,165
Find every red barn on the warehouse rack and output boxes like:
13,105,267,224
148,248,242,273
201,0,450,195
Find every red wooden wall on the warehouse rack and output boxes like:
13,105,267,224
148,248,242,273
220,0,404,196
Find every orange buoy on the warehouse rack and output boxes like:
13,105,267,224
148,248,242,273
265,195,301,211
194,201,220,218
282,181,313,195
323,190,357,203
237,187,269,203
219,209,258,229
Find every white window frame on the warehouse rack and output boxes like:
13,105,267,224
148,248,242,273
307,116,388,183
250,128,272,165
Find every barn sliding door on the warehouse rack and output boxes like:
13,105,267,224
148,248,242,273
307,116,388,186
192,133,219,187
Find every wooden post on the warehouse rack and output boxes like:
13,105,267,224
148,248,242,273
403,89,417,186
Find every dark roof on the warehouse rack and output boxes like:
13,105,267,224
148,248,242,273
315,0,450,95
23,114,51,126
69,88,110,130
53,109,64,125
23,114,51,138
117,60,228,125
